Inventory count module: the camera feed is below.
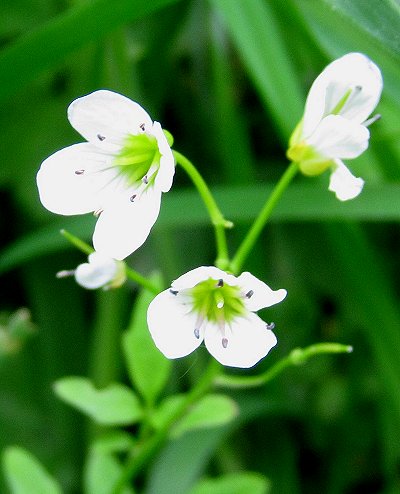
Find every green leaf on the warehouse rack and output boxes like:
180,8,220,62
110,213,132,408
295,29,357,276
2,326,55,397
152,394,238,438
84,448,135,494
54,377,142,426
122,273,171,405
0,0,180,102
2,446,62,494
92,431,136,455
321,0,400,61
189,472,271,494
212,0,304,140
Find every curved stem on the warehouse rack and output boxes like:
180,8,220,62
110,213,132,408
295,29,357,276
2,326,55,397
60,229,159,294
229,162,299,274
173,150,231,270
215,343,353,389
111,359,221,493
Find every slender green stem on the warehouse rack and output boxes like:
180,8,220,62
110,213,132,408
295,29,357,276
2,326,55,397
124,268,159,294
173,150,232,270
229,162,299,274
60,229,94,255
111,359,221,493
60,229,159,294
215,343,353,389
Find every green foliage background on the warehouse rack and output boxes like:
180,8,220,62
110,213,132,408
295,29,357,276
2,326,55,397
0,0,400,492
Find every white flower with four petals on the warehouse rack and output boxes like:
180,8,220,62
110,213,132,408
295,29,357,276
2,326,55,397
147,266,287,368
37,90,175,260
287,52,383,201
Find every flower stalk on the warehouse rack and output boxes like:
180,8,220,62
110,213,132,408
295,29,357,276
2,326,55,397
173,150,232,270
229,162,299,275
214,342,353,388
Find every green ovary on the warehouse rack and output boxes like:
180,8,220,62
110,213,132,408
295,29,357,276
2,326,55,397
113,133,160,186
191,278,246,324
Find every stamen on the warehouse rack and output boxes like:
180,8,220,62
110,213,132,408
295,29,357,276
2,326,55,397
75,169,84,175
194,328,200,339
217,279,224,287
97,134,106,141
364,114,381,127
139,123,146,131
222,337,228,348
142,175,149,184
169,288,179,296
130,194,137,202
245,290,254,299
266,322,275,330
354,85,362,92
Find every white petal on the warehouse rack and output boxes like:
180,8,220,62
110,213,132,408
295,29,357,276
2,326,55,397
147,289,202,359
152,122,175,193
328,160,364,201
68,90,153,152
303,53,382,136
237,272,287,311
36,143,117,215
308,115,370,159
93,186,161,260
74,252,117,289
172,266,237,291
204,313,277,368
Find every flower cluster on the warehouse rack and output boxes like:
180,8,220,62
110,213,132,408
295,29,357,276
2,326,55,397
287,53,382,201
36,52,382,368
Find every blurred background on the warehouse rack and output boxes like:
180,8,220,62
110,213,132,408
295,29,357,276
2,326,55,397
0,0,400,493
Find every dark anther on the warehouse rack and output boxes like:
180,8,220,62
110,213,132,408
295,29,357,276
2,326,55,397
142,175,149,184
266,322,275,330
245,290,254,299
222,337,228,349
217,279,224,287
75,169,84,175
97,134,106,141
194,328,200,339
130,194,137,202
139,123,146,131
355,85,362,92
169,289,178,296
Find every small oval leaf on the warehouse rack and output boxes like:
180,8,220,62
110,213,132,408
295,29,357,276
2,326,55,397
54,377,142,425
2,446,62,494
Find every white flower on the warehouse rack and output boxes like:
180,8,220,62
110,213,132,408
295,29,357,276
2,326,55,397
147,266,287,368
57,252,126,290
37,90,175,259
287,53,382,201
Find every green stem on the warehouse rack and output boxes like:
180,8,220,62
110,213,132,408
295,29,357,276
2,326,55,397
60,229,159,294
124,268,159,294
229,162,299,274
111,359,221,493
215,343,353,389
173,150,232,270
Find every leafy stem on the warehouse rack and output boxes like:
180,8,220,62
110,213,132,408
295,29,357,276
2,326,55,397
111,359,221,493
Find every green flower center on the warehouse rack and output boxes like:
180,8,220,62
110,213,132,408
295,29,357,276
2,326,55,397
190,278,246,324
113,133,161,186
